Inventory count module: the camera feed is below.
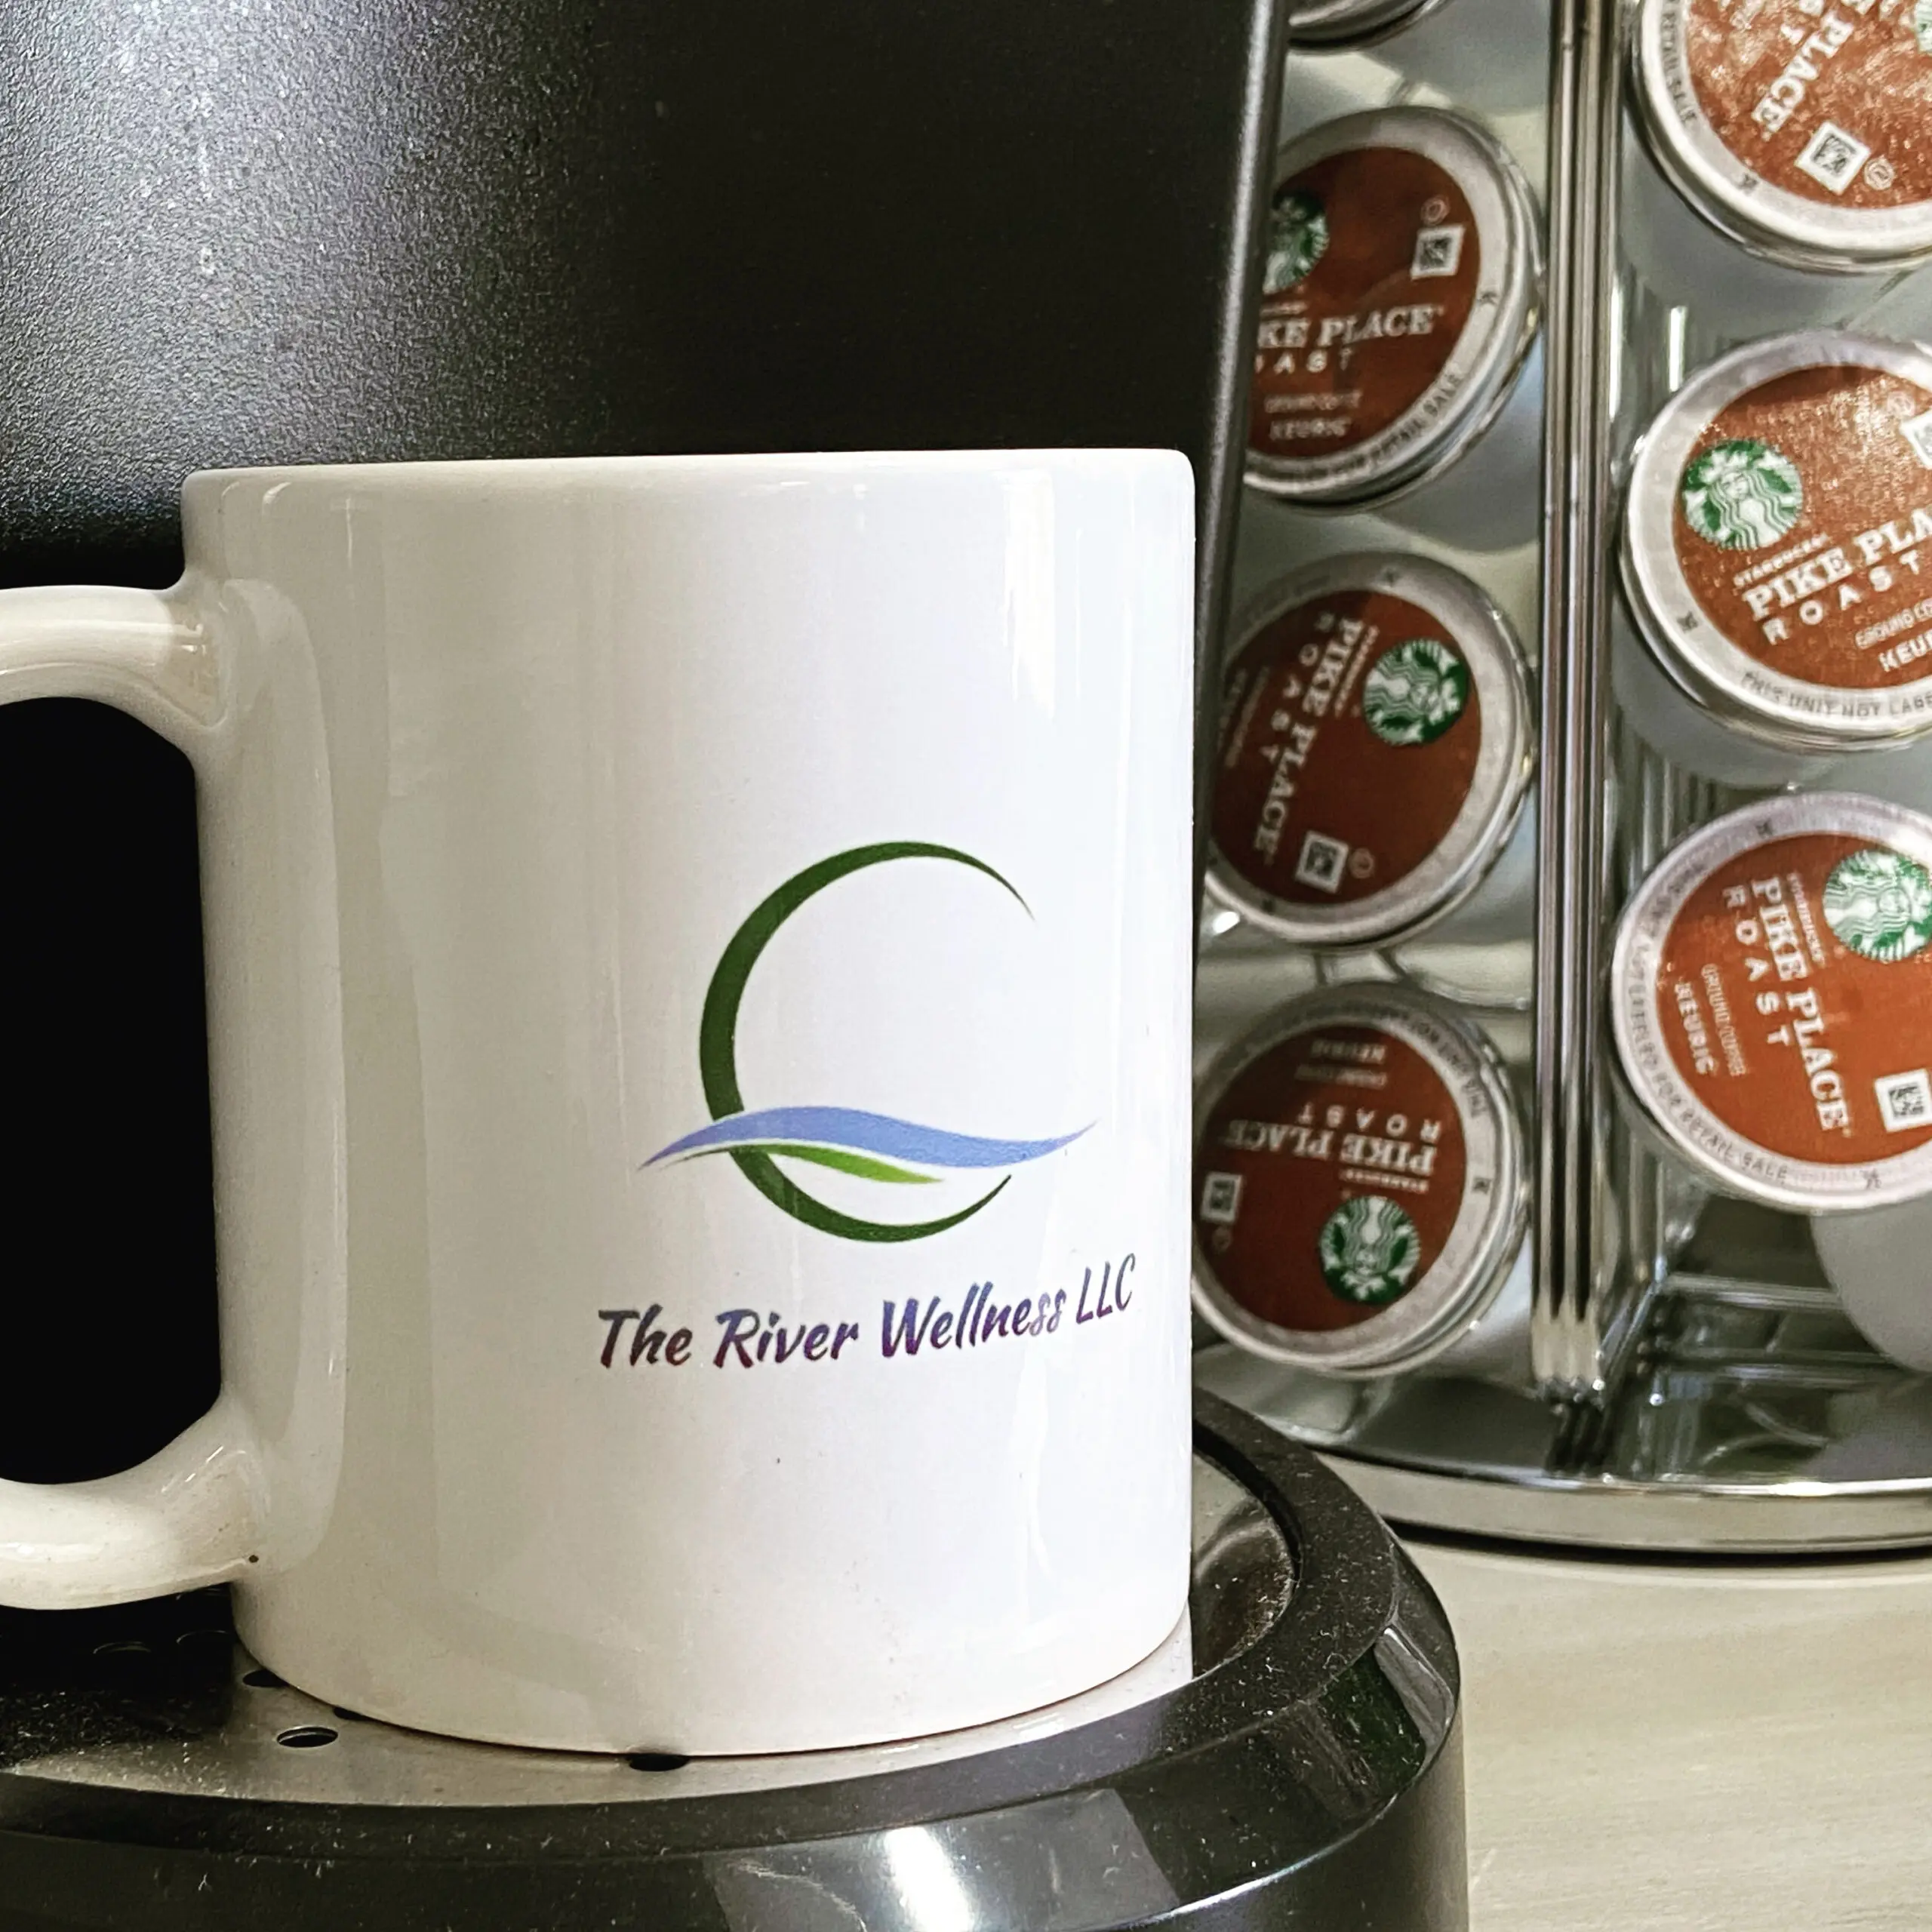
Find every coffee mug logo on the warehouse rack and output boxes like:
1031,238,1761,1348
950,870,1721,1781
647,842,1089,1242
1318,1195,1421,1304
1824,847,1932,964
1680,439,1804,551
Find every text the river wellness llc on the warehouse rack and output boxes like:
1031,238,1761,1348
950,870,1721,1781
595,1252,1138,1372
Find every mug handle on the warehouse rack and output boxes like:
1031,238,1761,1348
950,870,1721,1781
0,583,266,1607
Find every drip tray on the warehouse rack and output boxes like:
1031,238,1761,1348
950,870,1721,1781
0,1397,1466,1931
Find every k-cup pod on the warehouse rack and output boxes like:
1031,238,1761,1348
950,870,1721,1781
1427,1232,1531,1383
1422,797,1537,945
1192,985,1529,1377
1620,331,1932,782
1278,49,1406,139
1383,799,1540,1009
1611,591,1844,787
1291,0,1441,48
1247,109,1544,549
1205,553,1536,952
1628,0,1932,331
1611,791,1932,1215
1822,731,1932,816
1288,0,1552,110
1811,1195,1932,1369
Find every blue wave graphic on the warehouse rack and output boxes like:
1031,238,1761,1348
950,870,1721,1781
647,1106,1090,1171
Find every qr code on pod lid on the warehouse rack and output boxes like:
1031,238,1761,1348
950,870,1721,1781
1294,831,1350,894
1410,224,1465,280
1200,1173,1244,1225
1795,122,1872,195
1904,409,1932,472
1875,1069,1932,1135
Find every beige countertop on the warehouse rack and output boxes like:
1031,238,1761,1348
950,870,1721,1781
1407,1535,1932,1930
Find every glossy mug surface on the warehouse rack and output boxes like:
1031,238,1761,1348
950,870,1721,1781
0,451,1197,1754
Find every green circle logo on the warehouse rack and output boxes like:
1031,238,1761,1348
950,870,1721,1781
645,843,1090,1243
1915,0,1931,56
1361,637,1471,747
1318,1196,1423,1306
1263,189,1328,295
1680,438,1805,551
1823,847,1932,964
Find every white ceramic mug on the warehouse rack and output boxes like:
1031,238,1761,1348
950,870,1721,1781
0,450,1197,1755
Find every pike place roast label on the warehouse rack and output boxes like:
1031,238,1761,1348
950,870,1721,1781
1673,364,1932,692
1250,146,1481,465
1212,589,1482,909
1657,832,1932,1164
1678,0,1932,211
1195,1022,1467,1332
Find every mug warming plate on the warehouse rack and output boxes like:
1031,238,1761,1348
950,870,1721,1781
0,1398,1466,1930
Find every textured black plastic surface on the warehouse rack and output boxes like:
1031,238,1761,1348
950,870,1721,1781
0,0,1287,1480
0,1398,1468,1931
1,0,1284,592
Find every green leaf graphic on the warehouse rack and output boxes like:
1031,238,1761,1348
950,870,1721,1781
755,1144,941,1185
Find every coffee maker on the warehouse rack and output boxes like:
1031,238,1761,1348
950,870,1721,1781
2,0,1280,1486
0,5,1469,1922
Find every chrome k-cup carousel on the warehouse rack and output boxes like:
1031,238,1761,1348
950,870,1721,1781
1202,0,1932,1555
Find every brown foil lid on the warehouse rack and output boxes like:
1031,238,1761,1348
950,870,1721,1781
1614,794,1932,1210
1207,555,1532,946
1625,333,1932,747
1657,830,1932,1165
1638,0,1932,266
1251,146,1481,465
1213,589,1484,908
1684,0,1932,213
1673,365,1932,691
1196,1023,1468,1334
1193,988,1526,1372
1244,109,1538,504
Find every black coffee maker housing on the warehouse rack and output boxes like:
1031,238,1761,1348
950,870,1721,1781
0,0,1285,1479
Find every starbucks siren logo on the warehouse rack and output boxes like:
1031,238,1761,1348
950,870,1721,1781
1916,0,1932,56
645,843,1090,1242
1318,1195,1422,1305
1681,438,1804,551
1362,637,1471,747
1823,847,1932,964
1264,189,1329,295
